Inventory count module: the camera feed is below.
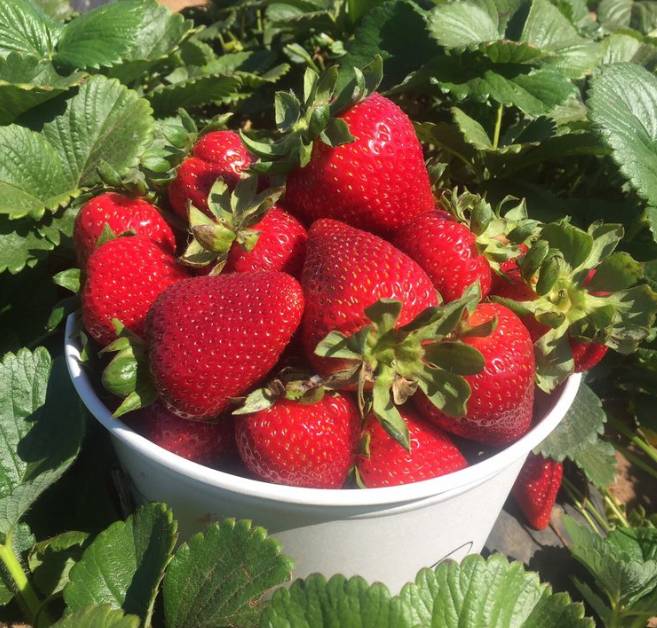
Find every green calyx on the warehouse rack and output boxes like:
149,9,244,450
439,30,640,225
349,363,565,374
314,284,487,449
495,219,657,392
180,175,283,275
100,319,156,418
442,188,541,271
240,56,383,175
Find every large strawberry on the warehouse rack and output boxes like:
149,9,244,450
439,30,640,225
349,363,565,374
147,271,303,420
180,177,307,277
234,393,360,488
491,220,657,391
74,192,176,267
301,218,438,376
356,408,467,488
129,403,235,466
243,59,434,236
512,453,563,530
168,130,252,219
414,302,535,445
393,192,537,302
82,236,188,346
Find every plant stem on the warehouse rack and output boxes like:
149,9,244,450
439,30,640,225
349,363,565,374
603,492,629,528
562,477,605,534
492,104,504,149
0,533,42,624
615,443,657,481
608,416,657,467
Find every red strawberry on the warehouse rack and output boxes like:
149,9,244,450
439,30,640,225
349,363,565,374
74,192,176,267
225,207,307,276
493,261,608,372
301,219,438,375
82,236,188,346
128,403,235,466
235,393,360,488
147,271,304,420
512,453,563,530
168,131,252,219
414,302,535,445
393,210,492,302
284,93,435,236
356,408,467,488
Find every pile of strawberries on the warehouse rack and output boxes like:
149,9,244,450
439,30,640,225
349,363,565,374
76,62,656,531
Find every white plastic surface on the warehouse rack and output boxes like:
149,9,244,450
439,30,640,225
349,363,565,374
65,315,581,591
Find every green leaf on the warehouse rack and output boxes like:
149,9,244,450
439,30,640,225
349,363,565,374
0,53,84,125
0,0,60,59
428,0,500,48
64,503,177,624
261,574,408,627
572,437,618,488
0,349,85,537
588,252,643,291
53,268,81,294
598,0,657,34
399,553,593,627
164,519,293,628
43,76,154,189
148,74,242,116
52,605,140,628
588,63,657,208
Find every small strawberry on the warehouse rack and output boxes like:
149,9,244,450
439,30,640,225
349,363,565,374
128,403,235,466
82,236,188,346
243,59,434,236
147,271,304,420
414,302,535,445
356,408,467,488
301,218,438,376
168,130,252,219
74,192,176,267
180,177,307,277
234,393,360,488
491,220,657,390
512,453,563,530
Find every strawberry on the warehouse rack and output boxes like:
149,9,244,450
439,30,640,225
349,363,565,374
356,408,467,488
301,218,438,376
128,403,235,466
235,393,360,488
180,177,307,277
414,302,535,445
168,130,252,219
82,236,188,346
283,93,434,236
393,210,492,302
512,453,563,530
74,192,176,267
242,60,434,236
147,271,304,420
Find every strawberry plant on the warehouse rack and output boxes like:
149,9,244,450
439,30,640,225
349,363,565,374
2,0,657,626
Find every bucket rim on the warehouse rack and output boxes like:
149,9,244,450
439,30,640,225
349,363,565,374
64,314,581,508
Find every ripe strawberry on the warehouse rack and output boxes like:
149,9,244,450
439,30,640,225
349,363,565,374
168,131,252,219
235,393,360,488
128,403,235,466
74,192,176,267
512,453,563,530
225,207,307,276
147,271,304,420
393,210,492,302
356,408,467,488
284,93,434,236
301,219,438,375
82,236,188,346
414,302,535,445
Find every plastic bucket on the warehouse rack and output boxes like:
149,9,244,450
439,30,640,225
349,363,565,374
64,315,581,591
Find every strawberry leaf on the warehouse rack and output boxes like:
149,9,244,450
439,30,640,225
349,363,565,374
163,519,292,628
52,605,140,628
588,63,657,208
0,0,60,59
148,74,242,116
64,503,177,625
428,0,501,47
0,349,85,538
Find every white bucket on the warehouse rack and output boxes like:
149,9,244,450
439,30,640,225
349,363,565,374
64,315,580,591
